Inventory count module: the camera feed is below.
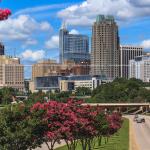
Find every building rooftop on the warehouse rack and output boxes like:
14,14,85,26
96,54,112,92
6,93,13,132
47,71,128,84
96,14,114,23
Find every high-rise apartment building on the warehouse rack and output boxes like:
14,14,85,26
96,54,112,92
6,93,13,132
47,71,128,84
120,45,143,78
0,42,4,55
91,15,120,79
0,55,24,91
129,55,150,82
59,24,90,64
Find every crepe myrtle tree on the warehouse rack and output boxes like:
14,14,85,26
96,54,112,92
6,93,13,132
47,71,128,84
0,0,11,21
31,100,123,150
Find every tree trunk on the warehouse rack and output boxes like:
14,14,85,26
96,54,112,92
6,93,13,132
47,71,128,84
98,136,102,146
45,142,51,150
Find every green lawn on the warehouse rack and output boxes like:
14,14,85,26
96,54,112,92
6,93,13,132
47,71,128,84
56,118,129,150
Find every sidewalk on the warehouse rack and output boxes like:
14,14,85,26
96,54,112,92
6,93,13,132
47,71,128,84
34,140,66,150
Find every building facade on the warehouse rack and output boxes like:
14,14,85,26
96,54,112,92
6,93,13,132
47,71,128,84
29,76,61,93
32,59,61,80
0,55,24,91
120,45,143,78
60,75,111,92
32,59,90,80
59,24,90,64
91,15,120,79
0,43,4,55
29,75,111,93
129,55,150,82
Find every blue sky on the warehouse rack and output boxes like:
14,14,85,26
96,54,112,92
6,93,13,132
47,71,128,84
1,0,150,78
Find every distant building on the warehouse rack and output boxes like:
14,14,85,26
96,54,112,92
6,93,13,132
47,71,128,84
0,43,4,55
0,55,24,91
129,55,150,82
29,75,111,93
71,60,90,75
32,59,61,80
24,79,30,93
120,45,143,78
29,76,61,93
32,59,90,81
60,75,111,92
59,23,90,63
91,15,120,79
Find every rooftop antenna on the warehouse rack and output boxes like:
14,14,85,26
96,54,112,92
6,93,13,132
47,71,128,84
14,48,16,57
61,20,67,30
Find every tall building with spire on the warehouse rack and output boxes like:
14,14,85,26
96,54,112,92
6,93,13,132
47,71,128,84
59,23,90,64
91,15,120,79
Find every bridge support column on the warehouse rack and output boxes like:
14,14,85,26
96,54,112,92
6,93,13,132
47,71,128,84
118,107,121,113
104,108,107,114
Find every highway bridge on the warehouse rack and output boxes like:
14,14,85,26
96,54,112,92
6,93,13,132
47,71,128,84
84,103,150,107
84,103,150,113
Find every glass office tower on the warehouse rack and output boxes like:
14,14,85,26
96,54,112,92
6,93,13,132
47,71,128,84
59,23,90,64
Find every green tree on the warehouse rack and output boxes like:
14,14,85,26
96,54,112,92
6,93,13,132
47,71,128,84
0,87,16,105
91,78,150,103
75,87,91,96
0,104,46,150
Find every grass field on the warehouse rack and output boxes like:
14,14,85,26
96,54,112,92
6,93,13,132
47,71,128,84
56,118,129,150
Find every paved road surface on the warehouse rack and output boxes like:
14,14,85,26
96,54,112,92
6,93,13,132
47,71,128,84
34,140,66,150
127,115,150,150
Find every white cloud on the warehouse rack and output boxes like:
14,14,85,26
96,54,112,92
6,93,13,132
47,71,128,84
140,39,150,49
40,22,51,30
45,35,59,49
21,49,45,61
13,4,67,16
69,29,79,34
58,0,150,26
24,39,37,46
0,15,52,41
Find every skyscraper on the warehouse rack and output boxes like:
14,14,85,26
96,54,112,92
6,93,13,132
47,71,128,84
91,15,120,79
59,23,90,64
0,42,4,55
120,45,143,78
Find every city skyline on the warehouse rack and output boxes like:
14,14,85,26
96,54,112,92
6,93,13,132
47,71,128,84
0,0,150,78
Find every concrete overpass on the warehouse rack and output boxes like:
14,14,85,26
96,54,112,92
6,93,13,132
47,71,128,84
84,103,150,114
84,103,150,107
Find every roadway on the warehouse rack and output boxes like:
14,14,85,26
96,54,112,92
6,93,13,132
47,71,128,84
127,115,150,150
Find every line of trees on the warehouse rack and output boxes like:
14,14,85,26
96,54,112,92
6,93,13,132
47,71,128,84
91,78,150,103
0,100,122,150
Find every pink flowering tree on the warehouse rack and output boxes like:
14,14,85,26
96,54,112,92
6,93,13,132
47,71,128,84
68,101,98,150
31,101,77,150
30,100,123,150
0,0,11,21
107,112,122,135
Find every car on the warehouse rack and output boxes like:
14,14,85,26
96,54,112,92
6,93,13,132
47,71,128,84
136,117,145,123
141,118,145,123
133,114,139,121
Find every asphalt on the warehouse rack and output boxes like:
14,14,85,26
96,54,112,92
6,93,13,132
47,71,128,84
127,115,150,150
34,140,66,150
